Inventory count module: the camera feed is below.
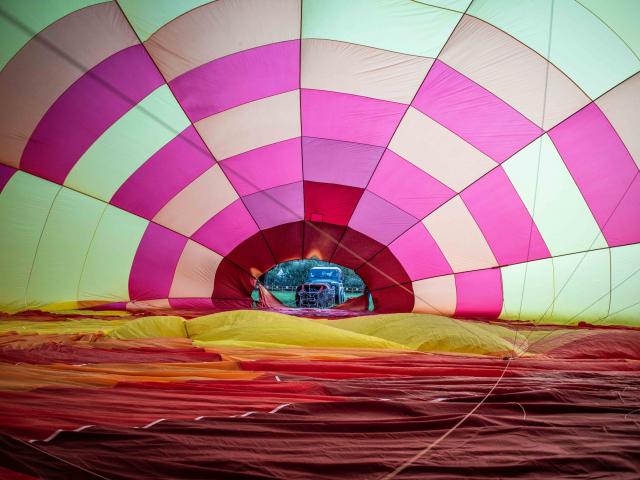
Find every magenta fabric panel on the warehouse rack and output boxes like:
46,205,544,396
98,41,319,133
454,268,503,319
20,45,164,184
192,199,259,256
349,191,417,246
302,137,383,188
388,223,452,281
243,181,304,230
111,127,215,219
549,103,640,247
301,89,407,147
0,164,16,193
368,150,455,219
413,61,542,163
129,223,188,301
168,298,216,310
460,167,550,266
220,138,302,197
170,40,300,122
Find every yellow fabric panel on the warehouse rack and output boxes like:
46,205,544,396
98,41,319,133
0,318,128,335
319,314,522,356
109,316,187,339
186,310,408,350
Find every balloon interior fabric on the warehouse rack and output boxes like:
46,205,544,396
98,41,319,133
0,1,639,479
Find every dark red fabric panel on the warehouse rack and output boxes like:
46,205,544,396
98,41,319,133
261,221,303,265
0,344,220,364
2,360,639,479
211,259,256,301
371,284,415,313
303,222,345,261
356,247,411,291
331,228,386,271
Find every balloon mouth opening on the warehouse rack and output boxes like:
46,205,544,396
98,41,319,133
254,259,373,311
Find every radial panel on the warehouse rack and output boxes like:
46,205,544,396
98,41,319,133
302,0,461,57
0,3,139,169
196,90,301,161
503,135,607,256
169,240,222,298
411,275,457,316
389,107,496,192
144,0,301,81
64,85,190,202
422,196,497,272
301,39,433,104
153,164,238,237
0,172,59,311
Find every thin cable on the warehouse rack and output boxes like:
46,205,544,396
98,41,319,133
378,358,511,480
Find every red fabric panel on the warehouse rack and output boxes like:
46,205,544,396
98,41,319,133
257,284,286,309
211,260,255,301
370,283,415,313
332,294,369,311
303,181,363,226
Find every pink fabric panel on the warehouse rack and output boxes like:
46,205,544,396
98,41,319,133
368,150,455,219
0,164,16,193
20,45,164,184
111,127,215,219
388,223,452,281
243,181,304,230
413,61,542,163
301,89,407,147
129,223,188,301
192,199,259,257
461,167,550,266
349,191,417,245
220,138,302,196
302,137,383,188
168,298,216,310
549,103,640,247
170,40,300,122
454,268,503,319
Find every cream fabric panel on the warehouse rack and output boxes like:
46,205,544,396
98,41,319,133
422,196,497,272
389,107,496,191
145,0,301,81
597,72,640,169
153,164,238,236
301,39,433,104
169,240,222,298
196,90,301,160
440,15,588,129
411,275,456,315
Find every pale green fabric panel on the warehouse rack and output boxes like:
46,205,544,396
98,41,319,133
26,188,105,307
500,258,555,322
0,0,106,70
469,0,639,99
0,172,59,312
503,135,607,256
552,249,610,323
65,85,191,202
118,0,213,41
414,0,471,13
605,244,640,326
550,0,639,98
79,205,148,302
302,0,461,57
578,0,640,58
467,0,553,57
